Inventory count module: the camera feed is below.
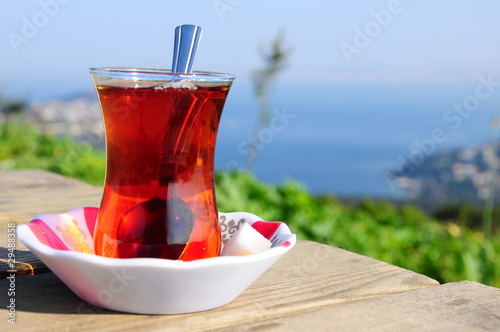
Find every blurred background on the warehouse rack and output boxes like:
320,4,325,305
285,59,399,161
3,0,500,204
2,0,500,200
1,0,500,286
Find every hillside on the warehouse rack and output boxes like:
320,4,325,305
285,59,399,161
388,143,499,212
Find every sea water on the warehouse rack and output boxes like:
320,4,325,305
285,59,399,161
215,81,500,198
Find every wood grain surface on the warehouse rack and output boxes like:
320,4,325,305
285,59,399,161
0,240,439,331
237,281,500,332
1,170,497,331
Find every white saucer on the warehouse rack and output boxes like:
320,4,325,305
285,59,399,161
17,207,296,314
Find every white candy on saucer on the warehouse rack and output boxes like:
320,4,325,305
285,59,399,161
220,223,272,256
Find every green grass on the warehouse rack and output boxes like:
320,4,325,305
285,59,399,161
1,119,498,287
0,119,105,185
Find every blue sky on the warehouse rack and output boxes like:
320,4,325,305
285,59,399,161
2,0,500,100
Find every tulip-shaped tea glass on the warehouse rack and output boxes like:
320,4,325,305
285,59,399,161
90,68,234,261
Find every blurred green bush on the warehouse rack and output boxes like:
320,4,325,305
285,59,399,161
1,120,498,287
0,119,105,185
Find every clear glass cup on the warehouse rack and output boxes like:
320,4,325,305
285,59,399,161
89,67,235,261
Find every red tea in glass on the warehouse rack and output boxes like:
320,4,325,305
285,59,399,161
89,68,234,260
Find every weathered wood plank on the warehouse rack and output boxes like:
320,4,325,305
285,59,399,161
0,169,102,218
0,240,438,331
237,281,500,332
1,169,95,190
1,170,448,331
0,170,102,270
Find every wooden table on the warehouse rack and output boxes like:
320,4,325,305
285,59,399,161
0,170,499,331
